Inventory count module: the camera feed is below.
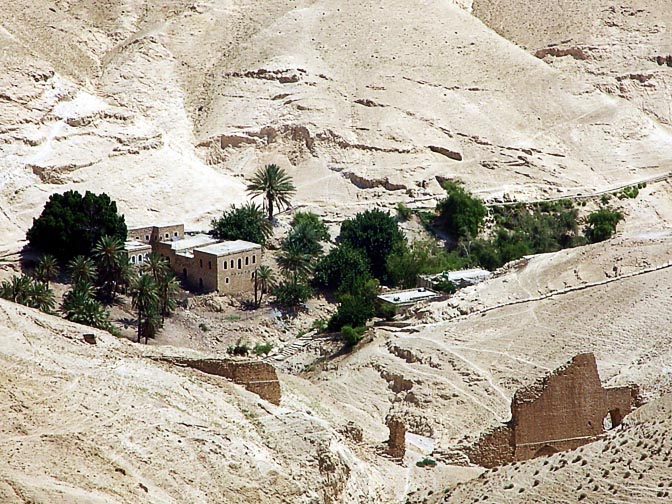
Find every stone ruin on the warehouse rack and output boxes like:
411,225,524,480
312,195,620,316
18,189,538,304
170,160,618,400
157,357,281,405
386,416,407,459
462,353,641,468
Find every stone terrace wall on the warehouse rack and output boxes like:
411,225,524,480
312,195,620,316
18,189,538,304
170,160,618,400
463,425,515,468
158,357,281,405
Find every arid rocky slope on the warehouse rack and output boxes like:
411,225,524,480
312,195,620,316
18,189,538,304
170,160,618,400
2,0,672,253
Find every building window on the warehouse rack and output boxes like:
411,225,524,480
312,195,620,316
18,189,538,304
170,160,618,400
245,256,249,266
138,255,143,263
252,255,256,264
238,258,242,269
199,259,203,268
225,277,229,284
131,255,136,264
145,235,150,241
208,261,211,270
173,231,178,237
223,260,227,270
230,259,234,268
165,233,169,239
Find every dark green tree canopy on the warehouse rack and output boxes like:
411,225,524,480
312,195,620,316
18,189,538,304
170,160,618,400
314,243,371,294
436,181,487,240
246,163,296,220
585,208,623,243
291,211,330,243
27,190,127,262
338,209,405,281
210,202,273,246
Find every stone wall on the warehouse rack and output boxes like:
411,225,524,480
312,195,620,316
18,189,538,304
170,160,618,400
159,357,281,405
463,353,640,468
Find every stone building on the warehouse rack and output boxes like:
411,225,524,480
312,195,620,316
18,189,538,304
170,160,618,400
462,353,641,468
127,224,262,295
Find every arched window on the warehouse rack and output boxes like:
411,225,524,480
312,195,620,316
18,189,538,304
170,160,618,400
131,255,136,264
225,277,230,284
208,261,212,270
199,259,203,268
252,255,256,264
245,256,249,266
238,258,242,269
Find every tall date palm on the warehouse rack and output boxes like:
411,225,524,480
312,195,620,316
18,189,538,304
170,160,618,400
246,163,296,220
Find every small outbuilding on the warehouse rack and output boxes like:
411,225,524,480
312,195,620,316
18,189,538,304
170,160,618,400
377,288,440,314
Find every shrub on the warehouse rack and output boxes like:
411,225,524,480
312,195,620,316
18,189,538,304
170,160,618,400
341,325,366,346
210,202,272,246
433,278,457,294
339,209,405,281
311,318,328,332
585,208,624,243
27,190,127,262
253,341,274,356
272,279,313,308
435,181,487,240
416,457,437,468
227,339,250,356
198,322,208,332
396,202,412,221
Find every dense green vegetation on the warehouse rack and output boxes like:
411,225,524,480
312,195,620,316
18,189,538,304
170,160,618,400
585,208,624,243
339,209,405,281
385,240,470,288
27,190,127,263
210,202,273,246
435,181,487,240
0,274,56,313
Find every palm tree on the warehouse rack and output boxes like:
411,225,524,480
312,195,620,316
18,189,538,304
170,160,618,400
254,265,275,307
277,241,312,283
93,235,124,300
130,273,159,343
246,163,296,220
25,280,56,313
34,254,59,286
62,281,111,330
67,255,96,285
143,253,169,282
0,275,33,305
115,254,133,296
284,221,324,258
158,272,180,320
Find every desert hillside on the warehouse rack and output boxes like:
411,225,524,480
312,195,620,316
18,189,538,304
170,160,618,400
2,1,672,503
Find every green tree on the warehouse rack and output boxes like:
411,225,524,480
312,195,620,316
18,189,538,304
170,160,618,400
67,255,96,285
0,274,55,313
210,202,273,246
283,220,325,258
272,279,313,308
328,277,379,331
585,208,624,243
386,240,471,288
93,235,125,300
339,209,405,282
246,163,296,220
130,273,160,344
254,265,275,308
277,241,313,283
436,181,487,240
314,243,371,294
34,254,59,286
291,211,330,242
26,190,127,262
61,281,112,330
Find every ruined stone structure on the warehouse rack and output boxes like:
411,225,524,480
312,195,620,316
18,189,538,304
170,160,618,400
126,224,261,295
386,416,407,459
463,353,640,468
158,357,281,405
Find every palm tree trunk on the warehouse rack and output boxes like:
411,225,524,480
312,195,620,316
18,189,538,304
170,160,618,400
137,308,143,343
267,194,274,220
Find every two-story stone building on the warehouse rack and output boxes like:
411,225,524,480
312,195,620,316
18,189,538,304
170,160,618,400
125,223,261,295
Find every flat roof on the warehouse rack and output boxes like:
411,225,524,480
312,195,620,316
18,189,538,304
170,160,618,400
128,223,183,231
124,240,151,251
422,269,491,281
378,288,439,305
196,240,261,256
164,234,218,251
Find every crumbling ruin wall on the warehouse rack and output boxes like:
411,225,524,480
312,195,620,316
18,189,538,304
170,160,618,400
159,357,281,405
386,416,406,459
462,425,514,468
463,353,639,466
